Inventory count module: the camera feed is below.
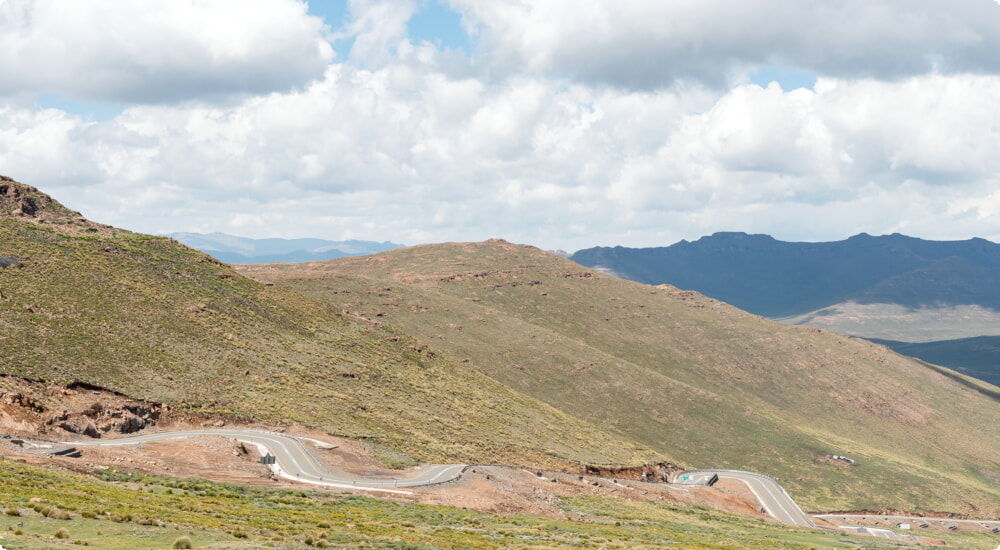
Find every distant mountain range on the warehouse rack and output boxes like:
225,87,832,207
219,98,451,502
166,232,402,264
571,232,1000,385
572,232,1000,318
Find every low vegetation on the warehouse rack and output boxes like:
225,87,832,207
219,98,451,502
241,240,1000,516
1,178,998,547
0,215,657,469
2,457,992,549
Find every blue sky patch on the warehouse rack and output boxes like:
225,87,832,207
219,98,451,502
306,0,473,58
305,0,353,58
305,0,350,30
408,0,473,54
36,93,125,122
749,63,817,91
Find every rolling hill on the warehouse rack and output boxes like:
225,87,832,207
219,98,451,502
238,241,1000,516
571,232,1000,383
0,176,659,468
3,175,999,518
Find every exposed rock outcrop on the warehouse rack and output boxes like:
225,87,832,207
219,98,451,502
0,174,118,235
0,378,171,438
582,462,682,483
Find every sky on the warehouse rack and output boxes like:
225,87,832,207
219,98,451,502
2,0,1000,251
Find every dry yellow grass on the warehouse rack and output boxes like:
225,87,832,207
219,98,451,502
239,239,1000,516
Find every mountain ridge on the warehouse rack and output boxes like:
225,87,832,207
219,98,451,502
166,231,403,264
570,232,1000,383
239,240,1000,516
572,231,1000,319
0,175,660,468
2,177,998,517
0,175,122,237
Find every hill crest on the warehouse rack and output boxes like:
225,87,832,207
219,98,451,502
0,175,118,236
238,240,1000,516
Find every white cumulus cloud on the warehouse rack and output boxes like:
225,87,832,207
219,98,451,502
0,0,333,103
5,64,1000,249
450,0,1000,88
3,0,1000,251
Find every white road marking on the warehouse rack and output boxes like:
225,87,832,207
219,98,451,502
66,429,461,493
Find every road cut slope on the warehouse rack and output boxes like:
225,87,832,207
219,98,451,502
67,430,466,492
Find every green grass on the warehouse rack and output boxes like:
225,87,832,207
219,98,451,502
3,181,1000,523
0,220,659,470
4,457,993,550
240,240,1000,516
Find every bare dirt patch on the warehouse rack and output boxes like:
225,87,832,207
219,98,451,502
0,376,770,525
411,467,769,522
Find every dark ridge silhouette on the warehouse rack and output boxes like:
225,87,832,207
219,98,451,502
572,232,1000,318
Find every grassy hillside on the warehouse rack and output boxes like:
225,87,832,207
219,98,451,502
0,179,660,469
570,233,1000,385
4,458,963,550
240,240,1000,516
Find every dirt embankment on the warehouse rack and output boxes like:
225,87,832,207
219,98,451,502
582,462,681,482
0,376,768,523
0,376,255,440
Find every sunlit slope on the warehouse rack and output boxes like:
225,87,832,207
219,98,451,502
0,217,661,468
240,240,1000,515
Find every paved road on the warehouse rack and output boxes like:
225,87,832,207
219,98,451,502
66,429,467,494
674,469,815,528
63,431,809,526
816,513,1000,530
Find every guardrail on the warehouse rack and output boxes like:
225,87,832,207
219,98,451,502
0,434,79,456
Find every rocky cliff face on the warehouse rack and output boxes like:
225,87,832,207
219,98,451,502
0,379,171,438
0,175,118,235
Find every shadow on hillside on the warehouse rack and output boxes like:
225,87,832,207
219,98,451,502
918,360,1000,403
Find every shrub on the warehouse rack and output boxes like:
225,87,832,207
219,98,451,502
55,527,69,539
4,508,20,516
172,536,192,549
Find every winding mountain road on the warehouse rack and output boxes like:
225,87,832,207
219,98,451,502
674,469,815,527
66,429,467,495
66,431,817,528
